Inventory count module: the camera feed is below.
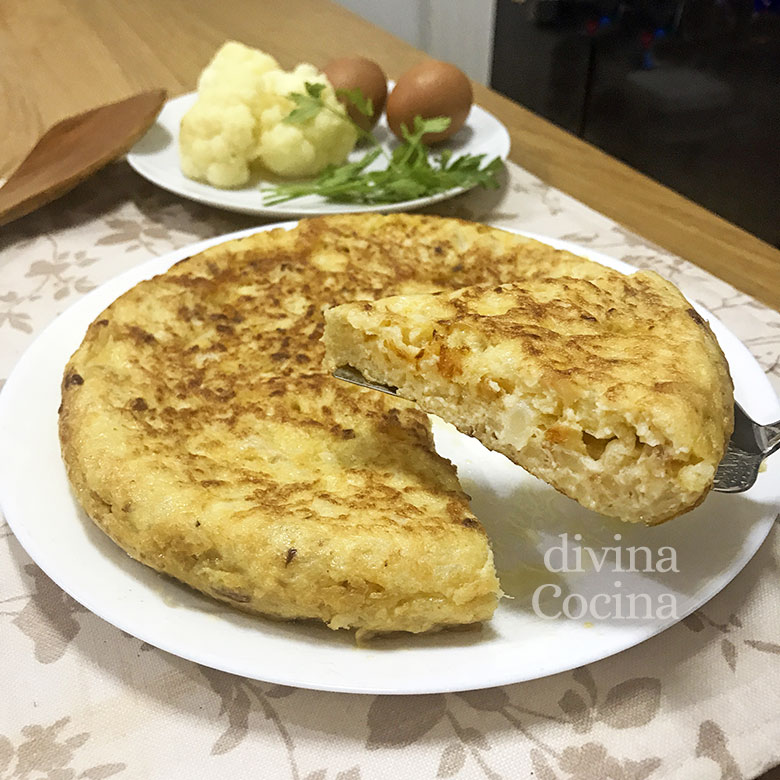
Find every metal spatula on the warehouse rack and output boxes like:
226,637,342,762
333,367,780,494
713,402,780,493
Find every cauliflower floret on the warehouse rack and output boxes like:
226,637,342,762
197,41,279,103
179,41,279,188
179,99,257,188
255,64,358,178
179,43,357,187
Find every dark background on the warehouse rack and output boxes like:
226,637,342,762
491,0,780,248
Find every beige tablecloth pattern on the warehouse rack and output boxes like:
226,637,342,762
1,162,779,780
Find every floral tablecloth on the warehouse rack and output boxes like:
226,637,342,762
1,161,779,780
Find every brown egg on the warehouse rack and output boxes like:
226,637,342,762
323,56,388,131
386,60,473,144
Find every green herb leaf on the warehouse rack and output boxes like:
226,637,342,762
412,115,452,138
270,90,503,206
336,87,374,118
285,93,322,124
304,82,326,99
284,82,331,124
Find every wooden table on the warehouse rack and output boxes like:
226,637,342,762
1,0,778,311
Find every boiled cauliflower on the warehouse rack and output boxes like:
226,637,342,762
256,64,358,178
179,100,258,188
197,41,279,102
178,42,357,188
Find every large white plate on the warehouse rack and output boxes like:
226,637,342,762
1,225,779,695
127,92,511,217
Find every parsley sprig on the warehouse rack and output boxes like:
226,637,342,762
262,82,503,206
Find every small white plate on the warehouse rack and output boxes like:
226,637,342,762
1,226,778,695
126,92,511,217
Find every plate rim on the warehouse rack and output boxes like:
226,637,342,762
1,223,779,695
126,91,512,218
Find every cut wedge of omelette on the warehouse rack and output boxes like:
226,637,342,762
62,213,616,637
324,270,734,525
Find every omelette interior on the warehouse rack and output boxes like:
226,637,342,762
324,273,734,525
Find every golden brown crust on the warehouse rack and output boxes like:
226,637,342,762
60,369,499,632
62,213,728,632
62,213,608,634
324,264,734,525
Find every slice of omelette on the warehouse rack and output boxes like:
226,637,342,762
61,371,498,634
64,212,612,637
323,270,734,525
